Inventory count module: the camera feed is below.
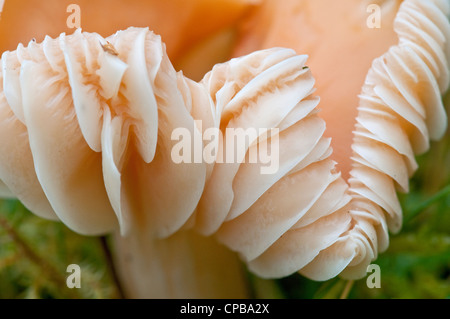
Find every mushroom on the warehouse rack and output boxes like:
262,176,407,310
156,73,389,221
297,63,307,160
0,0,448,298
0,26,249,298
224,0,450,280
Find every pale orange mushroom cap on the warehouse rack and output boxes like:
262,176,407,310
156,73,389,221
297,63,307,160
0,0,448,287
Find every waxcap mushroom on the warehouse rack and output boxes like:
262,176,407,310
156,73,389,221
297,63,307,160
0,0,448,288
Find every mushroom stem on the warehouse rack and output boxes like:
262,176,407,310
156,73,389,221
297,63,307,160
111,229,250,298
99,236,125,299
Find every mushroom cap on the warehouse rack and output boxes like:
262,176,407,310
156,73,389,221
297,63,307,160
0,0,448,281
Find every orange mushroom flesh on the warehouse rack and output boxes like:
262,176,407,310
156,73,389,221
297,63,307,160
233,0,402,179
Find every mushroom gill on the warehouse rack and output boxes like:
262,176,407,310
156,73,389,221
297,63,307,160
233,0,403,179
227,0,450,279
0,0,448,297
